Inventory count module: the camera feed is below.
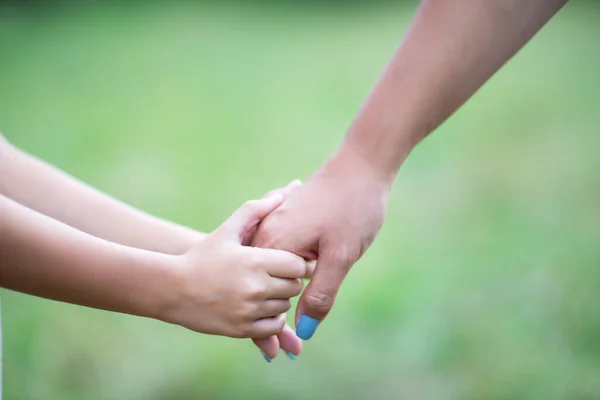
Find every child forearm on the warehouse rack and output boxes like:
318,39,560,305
0,135,203,255
0,195,176,319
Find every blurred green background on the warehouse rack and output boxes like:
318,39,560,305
1,1,599,399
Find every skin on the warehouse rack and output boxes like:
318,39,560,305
254,0,569,352
0,0,570,360
0,191,309,338
0,136,308,357
0,135,203,255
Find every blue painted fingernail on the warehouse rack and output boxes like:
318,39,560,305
286,351,297,360
296,314,319,340
261,352,272,363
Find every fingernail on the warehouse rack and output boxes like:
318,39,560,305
285,351,297,360
296,314,319,340
261,351,272,363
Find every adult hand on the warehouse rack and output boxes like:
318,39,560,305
247,181,315,361
253,150,390,342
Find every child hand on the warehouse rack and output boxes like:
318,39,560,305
159,192,307,338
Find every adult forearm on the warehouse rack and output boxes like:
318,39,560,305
0,195,176,319
340,0,567,182
0,135,203,254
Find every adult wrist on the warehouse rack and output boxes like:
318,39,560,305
332,138,402,190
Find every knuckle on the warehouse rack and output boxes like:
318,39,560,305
235,301,255,320
236,324,253,338
334,248,352,265
244,280,267,300
279,253,306,278
291,279,303,297
304,292,334,314
279,299,292,313
291,257,307,278
329,246,357,271
246,253,262,270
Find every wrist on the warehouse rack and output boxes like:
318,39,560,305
149,221,206,255
130,251,183,322
328,139,399,192
339,90,421,183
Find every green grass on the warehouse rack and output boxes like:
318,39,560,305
1,2,599,399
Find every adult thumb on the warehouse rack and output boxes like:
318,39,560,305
295,248,350,340
217,193,284,243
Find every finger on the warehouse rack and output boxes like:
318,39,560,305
252,335,280,361
277,323,303,358
217,194,284,243
252,317,302,360
254,299,291,319
262,180,302,200
241,181,302,246
261,249,307,279
252,216,319,261
265,278,302,299
304,260,316,279
295,246,352,340
250,314,286,339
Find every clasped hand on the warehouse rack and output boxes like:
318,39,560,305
169,152,389,361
